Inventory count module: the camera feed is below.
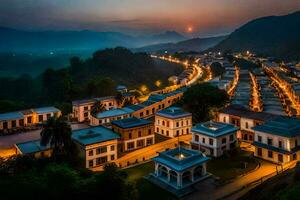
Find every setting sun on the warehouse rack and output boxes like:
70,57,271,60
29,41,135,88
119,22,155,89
187,26,193,33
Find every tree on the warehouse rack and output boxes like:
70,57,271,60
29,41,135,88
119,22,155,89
91,101,105,117
179,83,229,122
115,92,125,107
40,116,72,161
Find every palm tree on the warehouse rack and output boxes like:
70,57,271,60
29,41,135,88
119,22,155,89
91,101,106,117
40,116,72,160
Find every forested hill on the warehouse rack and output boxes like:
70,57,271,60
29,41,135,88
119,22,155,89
0,47,182,113
69,47,181,86
212,11,300,59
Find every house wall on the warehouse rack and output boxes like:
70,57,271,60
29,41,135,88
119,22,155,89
112,123,155,152
75,139,118,169
155,115,192,138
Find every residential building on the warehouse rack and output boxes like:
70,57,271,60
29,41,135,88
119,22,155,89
90,107,134,126
149,147,210,190
0,106,61,131
72,96,118,122
15,140,52,158
253,116,300,164
217,105,276,142
191,121,239,157
91,88,186,126
72,126,120,169
111,117,154,152
155,107,192,138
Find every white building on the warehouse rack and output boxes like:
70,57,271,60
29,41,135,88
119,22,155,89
252,116,300,164
72,96,118,122
155,107,192,138
191,121,239,157
72,126,120,169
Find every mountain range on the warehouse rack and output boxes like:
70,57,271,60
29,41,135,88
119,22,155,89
0,27,186,52
135,35,227,53
212,11,300,59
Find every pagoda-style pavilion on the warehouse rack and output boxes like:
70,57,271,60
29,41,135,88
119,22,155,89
151,147,210,189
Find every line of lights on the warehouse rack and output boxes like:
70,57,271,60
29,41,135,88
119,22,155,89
227,65,240,96
249,72,263,112
264,66,300,116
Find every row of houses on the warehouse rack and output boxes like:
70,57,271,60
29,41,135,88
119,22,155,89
90,88,186,126
0,107,61,131
217,105,300,164
72,93,137,122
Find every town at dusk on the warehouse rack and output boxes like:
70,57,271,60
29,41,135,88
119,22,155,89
0,0,300,199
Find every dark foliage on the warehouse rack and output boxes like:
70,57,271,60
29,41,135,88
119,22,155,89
179,83,229,122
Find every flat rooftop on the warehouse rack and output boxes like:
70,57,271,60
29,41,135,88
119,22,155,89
192,121,239,137
15,140,51,154
253,116,300,137
111,117,152,129
72,126,120,146
152,147,210,172
156,107,192,119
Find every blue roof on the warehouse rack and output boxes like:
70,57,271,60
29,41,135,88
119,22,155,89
72,126,120,145
148,94,166,102
253,116,300,137
156,107,192,119
0,112,23,121
16,140,51,154
111,117,152,129
95,107,134,118
126,104,145,111
192,121,239,137
34,106,60,114
152,147,210,172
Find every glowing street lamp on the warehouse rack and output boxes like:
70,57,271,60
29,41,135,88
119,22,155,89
155,80,161,87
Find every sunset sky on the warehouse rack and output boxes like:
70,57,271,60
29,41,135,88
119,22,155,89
1,0,300,37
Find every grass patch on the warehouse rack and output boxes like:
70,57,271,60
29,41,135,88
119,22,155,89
207,150,258,181
124,162,177,200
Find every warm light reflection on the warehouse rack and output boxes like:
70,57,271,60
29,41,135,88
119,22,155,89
227,66,240,96
249,72,263,112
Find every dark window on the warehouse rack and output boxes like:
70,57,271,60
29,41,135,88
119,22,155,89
129,133,132,139
146,138,153,146
293,154,297,160
176,130,179,136
127,142,135,150
229,134,234,141
27,116,32,124
138,131,142,137
176,122,179,127
267,138,273,145
11,120,16,128
162,121,165,126
223,117,226,122
209,138,213,145
195,135,199,142
84,106,88,111
96,146,107,154
111,145,115,151
46,113,51,119
137,139,144,147
258,135,262,142
96,156,107,165
148,129,152,135
19,119,24,126
278,141,283,148
156,128,159,133
278,154,283,163
166,131,169,136
89,160,94,167
38,115,43,122
295,140,298,147
257,148,262,156
222,138,226,144
245,122,249,129
84,112,89,117
111,155,115,160
186,128,189,134
202,137,205,143
268,151,273,158
88,150,93,156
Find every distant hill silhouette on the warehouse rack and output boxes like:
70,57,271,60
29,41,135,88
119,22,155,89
212,11,300,59
135,35,227,53
0,27,185,52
